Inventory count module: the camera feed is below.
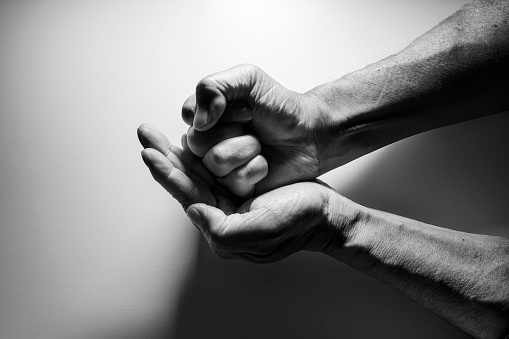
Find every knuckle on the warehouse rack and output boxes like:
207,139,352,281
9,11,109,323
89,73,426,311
230,155,267,185
211,149,227,166
206,147,231,174
240,64,260,82
245,134,261,152
255,156,269,178
232,166,250,184
196,76,217,92
239,63,259,75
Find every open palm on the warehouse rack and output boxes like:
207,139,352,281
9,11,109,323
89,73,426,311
138,123,333,262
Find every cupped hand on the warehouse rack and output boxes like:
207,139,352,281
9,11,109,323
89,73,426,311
138,124,336,262
182,64,327,197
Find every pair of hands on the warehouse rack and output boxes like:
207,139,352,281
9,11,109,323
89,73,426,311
138,64,351,262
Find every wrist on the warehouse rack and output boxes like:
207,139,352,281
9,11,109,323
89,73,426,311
302,88,344,176
306,55,447,175
305,74,384,175
318,188,366,258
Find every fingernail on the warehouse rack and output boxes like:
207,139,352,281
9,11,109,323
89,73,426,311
187,207,204,228
194,107,208,129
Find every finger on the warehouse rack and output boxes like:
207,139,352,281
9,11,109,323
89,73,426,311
138,124,214,187
216,154,268,197
186,204,238,260
167,139,215,187
181,133,191,153
179,133,215,184
193,64,269,131
167,145,215,188
137,123,170,151
182,94,196,126
187,122,245,158
141,148,216,209
172,137,236,211
194,80,225,131
202,135,261,177
182,95,252,127
186,203,242,252
164,143,238,213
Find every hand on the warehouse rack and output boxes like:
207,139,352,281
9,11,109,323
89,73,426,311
138,124,339,262
182,64,328,197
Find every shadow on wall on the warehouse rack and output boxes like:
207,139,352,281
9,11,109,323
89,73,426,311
170,241,467,339
172,112,508,339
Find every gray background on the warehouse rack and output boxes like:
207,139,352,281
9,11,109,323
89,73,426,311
1,0,507,338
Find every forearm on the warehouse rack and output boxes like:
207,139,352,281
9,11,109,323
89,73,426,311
323,193,509,338
309,0,509,174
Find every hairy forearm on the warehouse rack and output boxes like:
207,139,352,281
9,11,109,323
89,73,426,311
309,0,509,174
323,193,509,338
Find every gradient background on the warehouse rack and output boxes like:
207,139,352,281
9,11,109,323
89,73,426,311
1,0,508,338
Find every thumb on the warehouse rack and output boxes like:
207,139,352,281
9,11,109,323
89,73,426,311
186,202,261,256
186,203,227,233
187,203,251,259
193,64,271,131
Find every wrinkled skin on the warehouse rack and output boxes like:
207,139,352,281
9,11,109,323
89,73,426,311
182,64,325,196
